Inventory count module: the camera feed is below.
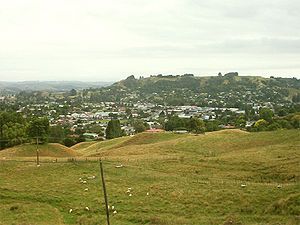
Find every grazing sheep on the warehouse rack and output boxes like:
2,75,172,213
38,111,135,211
126,190,131,193
241,184,247,188
277,184,282,189
85,206,90,211
88,175,96,179
111,206,114,210
113,210,117,214
82,181,87,184
146,192,149,196
69,209,73,213
84,188,89,191
115,165,123,168
129,193,132,197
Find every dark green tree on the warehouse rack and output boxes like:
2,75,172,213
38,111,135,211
49,125,65,143
165,116,186,131
27,117,50,143
159,111,165,118
0,111,27,149
188,117,205,133
133,119,149,133
0,112,10,149
259,108,274,123
105,119,122,139
69,89,77,96
63,137,76,147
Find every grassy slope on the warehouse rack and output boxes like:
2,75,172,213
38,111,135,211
0,129,299,225
75,136,132,156
0,143,80,158
70,141,97,151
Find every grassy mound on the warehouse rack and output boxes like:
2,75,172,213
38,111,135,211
114,132,188,148
0,143,80,158
75,136,132,156
71,141,97,151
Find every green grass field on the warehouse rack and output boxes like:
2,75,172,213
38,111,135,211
0,129,299,224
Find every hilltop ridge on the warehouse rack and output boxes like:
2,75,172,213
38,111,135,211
89,74,300,106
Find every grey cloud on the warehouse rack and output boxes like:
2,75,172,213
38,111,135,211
0,0,299,81
115,38,300,58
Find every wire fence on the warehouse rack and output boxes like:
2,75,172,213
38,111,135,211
1,156,298,187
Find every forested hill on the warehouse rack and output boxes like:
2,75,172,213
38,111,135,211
89,74,300,107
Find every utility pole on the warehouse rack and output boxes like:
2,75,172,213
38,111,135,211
100,159,110,225
36,137,40,166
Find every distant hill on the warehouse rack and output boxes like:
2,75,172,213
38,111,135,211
0,81,113,94
88,74,300,107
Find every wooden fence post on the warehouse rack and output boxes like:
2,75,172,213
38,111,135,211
100,159,110,225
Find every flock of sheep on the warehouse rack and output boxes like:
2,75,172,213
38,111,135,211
68,173,150,216
67,167,283,218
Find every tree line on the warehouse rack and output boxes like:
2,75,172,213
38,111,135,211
1,107,299,150
0,111,50,149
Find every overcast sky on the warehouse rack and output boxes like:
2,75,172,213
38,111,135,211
0,0,299,81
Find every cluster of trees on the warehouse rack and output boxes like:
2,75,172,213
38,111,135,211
0,112,50,149
249,108,300,132
0,112,27,149
48,125,86,147
165,116,206,133
105,119,150,139
163,107,300,133
132,119,149,133
0,111,88,149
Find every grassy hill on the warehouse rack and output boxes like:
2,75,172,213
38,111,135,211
70,141,97,151
0,129,299,224
74,136,132,156
0,143,80,158
88,74,300,105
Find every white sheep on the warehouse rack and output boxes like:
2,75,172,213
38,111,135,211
85,206,90,211
111,206,115,210
84,188,89,191
241,184,247,188
113,210,117,214
69,209,73,213
129,193,132,197
146,192,149,196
